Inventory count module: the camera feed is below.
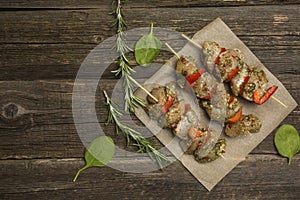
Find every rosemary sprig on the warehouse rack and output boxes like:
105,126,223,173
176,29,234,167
111,0,145,112
104,90,171,169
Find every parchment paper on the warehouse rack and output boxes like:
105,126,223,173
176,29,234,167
134,18,298,191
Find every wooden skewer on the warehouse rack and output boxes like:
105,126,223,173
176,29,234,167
181,34,203,50
181,34,288,108
165,43,180,59
271,96,287,108
128,75,158,103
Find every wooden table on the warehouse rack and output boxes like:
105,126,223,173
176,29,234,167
1,1,299,199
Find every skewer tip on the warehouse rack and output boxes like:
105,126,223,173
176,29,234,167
181,34,203,50
271,96,287,108
128,75,159,103
165,42,180,59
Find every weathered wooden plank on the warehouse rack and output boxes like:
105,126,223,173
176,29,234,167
0,6,299,44
0,35,299,80
0,155,299,199
0,78,299,159
0,0,299,9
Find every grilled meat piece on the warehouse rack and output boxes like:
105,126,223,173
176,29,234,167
193,72,217,99
174,109,198,140
195,138,226,163
164,101,183,128
217,49,244,82
202,41,221,72
241,67,268,101
180,128,226,163
176,56,198,77
202,40,276,105
200,92,241,123
225,114,262,137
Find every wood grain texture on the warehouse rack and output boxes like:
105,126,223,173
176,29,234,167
0,79,299,159
1,5,299,44
0,0,299,8
0,0,299,199
1,156,299,199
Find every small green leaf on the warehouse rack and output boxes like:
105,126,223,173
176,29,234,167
134,22,162,66
274,124,300,165
73,136,115,182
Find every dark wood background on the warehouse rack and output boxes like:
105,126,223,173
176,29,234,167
0,0,299,199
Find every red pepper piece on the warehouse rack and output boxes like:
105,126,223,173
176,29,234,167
161,96,175,113
225,67,240,82
239,76,250,95
214,48,227,65
184,104,191,114
202,84,218,100
186,68,206,84
189,127,203,139
227,108,242,124
253,86,278,105
228,95,235,104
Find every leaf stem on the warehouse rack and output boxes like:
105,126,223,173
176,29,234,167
150,22,154,35
73,165,89,182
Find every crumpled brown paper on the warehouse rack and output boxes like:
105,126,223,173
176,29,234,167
134,18,297,191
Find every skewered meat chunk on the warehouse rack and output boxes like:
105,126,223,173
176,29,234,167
174,53,261,137
202,41,278,105
202,41,222,72
147,84,226,163
180,128,226,163
193,72,218,99
174,109,198,140
195,138,226,163
176,56,198,77
164,101,183,128
217,49,244,82
147,86,167,105
199,93,241,123
241,67,268,101
225,114,262,137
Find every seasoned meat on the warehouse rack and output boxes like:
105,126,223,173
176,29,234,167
225,114,262,137
202,41,221,72
216,49,243,82
180,127,226,163
199,89,240,123
226,94,242,120
182,134,205,154
147,86,167,105
193,129,226,163
193,72,217,99
195,138,226,163
230,63,250,96
148,104,164,121
164,101,183,128
173,109,199,140
241,67,268,101
176,56,198,77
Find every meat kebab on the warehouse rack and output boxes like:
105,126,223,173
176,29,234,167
147,82,226,163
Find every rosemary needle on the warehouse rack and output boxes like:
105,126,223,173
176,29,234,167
112,0,145,113
103,90,171,169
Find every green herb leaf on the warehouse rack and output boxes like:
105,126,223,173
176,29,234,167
274,124,300,165
73,136,115,182
135,23,162,67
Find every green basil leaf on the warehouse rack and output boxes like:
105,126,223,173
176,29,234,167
135,23,162,66
274,124,300,165
73,136,115,181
